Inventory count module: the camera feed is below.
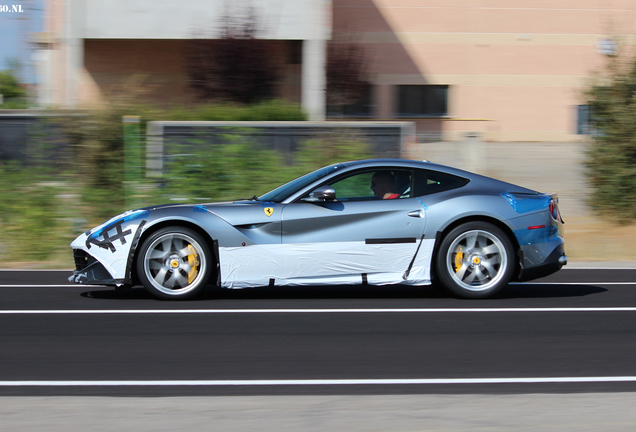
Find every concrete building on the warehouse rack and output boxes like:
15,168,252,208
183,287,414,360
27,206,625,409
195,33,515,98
37,0,330,120
36,0,636,141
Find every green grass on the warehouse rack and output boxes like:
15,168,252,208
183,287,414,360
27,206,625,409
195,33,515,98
0,165,78,265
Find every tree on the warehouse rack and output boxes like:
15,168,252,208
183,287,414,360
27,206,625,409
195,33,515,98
0,68,26,100
326,39,370,116
185,10,280,104
585,54,636,221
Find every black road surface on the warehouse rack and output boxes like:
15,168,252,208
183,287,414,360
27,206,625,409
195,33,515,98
0,268,635,396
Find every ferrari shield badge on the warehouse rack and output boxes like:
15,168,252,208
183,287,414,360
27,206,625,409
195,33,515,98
264,207,274,217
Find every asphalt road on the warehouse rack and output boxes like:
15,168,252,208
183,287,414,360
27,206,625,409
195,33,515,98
1,267,635,397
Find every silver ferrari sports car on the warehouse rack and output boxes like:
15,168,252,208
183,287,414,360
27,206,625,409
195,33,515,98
69,159,566,299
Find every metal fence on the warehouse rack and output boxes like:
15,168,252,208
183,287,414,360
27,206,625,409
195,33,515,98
146,121,416,177
1,114,416,172
0,111,70,166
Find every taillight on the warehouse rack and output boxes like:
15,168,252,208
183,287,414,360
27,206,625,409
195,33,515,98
549,199,562,222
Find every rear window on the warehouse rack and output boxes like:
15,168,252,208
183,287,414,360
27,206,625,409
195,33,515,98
412,169,469,196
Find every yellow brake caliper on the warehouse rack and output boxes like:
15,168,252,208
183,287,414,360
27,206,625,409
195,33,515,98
453,245,463,272
186,244,200,284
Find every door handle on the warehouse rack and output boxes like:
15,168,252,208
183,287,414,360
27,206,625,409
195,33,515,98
407,210,424,218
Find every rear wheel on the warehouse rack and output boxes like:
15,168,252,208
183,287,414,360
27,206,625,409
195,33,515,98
436,222,515,299
136,227,212,300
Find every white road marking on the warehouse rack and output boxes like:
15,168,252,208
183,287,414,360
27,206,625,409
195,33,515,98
1,377,636,386
510,282,636,285
0,269,74,272
2,307,636,314
0,285,96,288
1,267,634,271
565,267,636,270
0,281,635,288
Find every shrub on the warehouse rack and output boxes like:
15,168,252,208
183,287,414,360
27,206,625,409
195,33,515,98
160,134,291,202
585,55,636,221
0,69,28,109
166,100,306,122
184,9,280,104
0,164,73,262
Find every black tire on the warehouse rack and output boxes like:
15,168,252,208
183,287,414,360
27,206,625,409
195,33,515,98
436,222,515,299
136,226,212,300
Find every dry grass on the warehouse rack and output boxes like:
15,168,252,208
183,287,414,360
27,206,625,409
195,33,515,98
563,216,636,264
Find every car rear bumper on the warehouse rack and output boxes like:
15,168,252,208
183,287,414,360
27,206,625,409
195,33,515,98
516,242,566,282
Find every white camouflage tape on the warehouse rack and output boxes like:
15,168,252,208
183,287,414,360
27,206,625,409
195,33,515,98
219,239,435,288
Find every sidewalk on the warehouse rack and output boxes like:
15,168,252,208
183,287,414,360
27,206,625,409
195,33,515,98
3,394,636,431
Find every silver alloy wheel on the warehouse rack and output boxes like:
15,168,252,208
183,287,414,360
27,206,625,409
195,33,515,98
445,229,508,292
143,232,207,296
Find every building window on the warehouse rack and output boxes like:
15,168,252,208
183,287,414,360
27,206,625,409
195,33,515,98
397,85,448,118
577,105,591,135
288,40,302,65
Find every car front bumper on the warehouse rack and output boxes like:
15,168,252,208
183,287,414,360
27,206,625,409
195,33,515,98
69,249,123,286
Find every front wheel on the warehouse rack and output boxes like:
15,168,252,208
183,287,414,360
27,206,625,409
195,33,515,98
136,227,212,300
436,222,515,299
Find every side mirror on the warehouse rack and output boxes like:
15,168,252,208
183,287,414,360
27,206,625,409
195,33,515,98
303,185,336,202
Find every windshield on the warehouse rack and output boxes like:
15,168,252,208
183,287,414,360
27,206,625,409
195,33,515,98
258,164,344,203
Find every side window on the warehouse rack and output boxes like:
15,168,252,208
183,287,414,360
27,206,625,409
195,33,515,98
327,169,413,201
332,171,374,200
412,169,469,196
